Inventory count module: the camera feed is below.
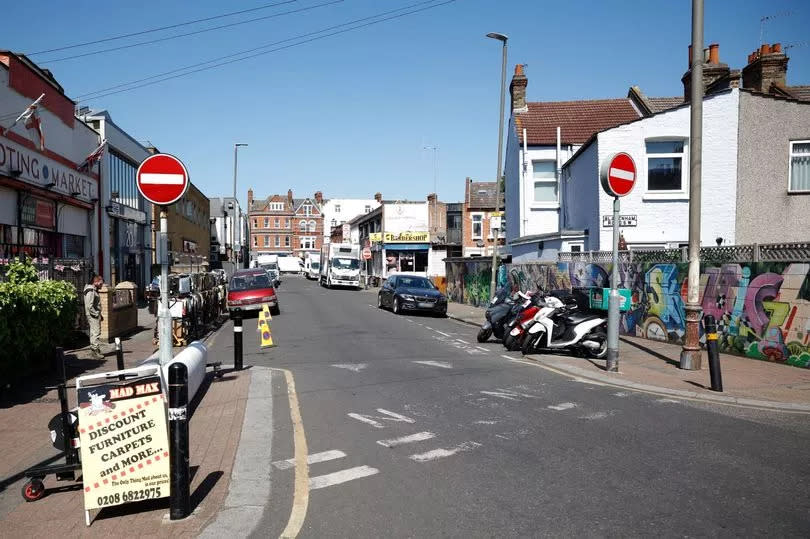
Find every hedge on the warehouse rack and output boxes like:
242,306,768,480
0,258,78,384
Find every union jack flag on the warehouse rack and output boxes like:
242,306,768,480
0,93,45,150
78,139,107,172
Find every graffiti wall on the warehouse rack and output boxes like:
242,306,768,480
447,259,810,368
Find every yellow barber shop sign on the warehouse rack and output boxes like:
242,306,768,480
383,232,429,243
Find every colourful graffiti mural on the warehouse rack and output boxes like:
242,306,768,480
445,258,494,307
447,258,810,369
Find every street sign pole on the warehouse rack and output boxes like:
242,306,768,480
159,207,172,365
606,196,620,372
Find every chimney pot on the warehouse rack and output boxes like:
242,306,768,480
703,48,710,62
374,192,382,202
760,43,771,56
772,42,782,53
708,43,719,64
514,64,523,76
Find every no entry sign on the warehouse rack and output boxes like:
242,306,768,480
136,154,189,206
600,152,636,197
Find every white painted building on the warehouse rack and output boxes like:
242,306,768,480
81,109,153,290
321,197,380,244
209,196,247,266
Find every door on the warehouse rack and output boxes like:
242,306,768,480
382,277,395,307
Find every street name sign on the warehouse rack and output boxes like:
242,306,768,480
136,153,189,206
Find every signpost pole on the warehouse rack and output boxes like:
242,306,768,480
159,207,172,366
606,196,620,372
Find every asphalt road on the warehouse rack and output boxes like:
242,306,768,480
209,275,810,538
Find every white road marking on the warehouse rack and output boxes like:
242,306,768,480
273,450,346,470
656,398,681,404
376,431,436,448
501,354,521,362
579,411,615,420
436,330,452,337
347,409,416,429
455,339,470,344
474,420,498,425
331,363,368,372
476,346,489,352
409,442,481,463
424,326,433,330
547,402,577,411
413,360,453,369
613,391,630,397
308,466,379,490
480,390,519,401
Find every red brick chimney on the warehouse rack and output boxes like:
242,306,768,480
682,43,732,100
314,191,323,204
374,192,382,203
287,189,293,205
742,42,788,93
247,188,253,208
509,64,528,113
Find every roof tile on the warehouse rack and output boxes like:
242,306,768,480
516,98,641,145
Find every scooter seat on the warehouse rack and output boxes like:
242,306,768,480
563,313,602,325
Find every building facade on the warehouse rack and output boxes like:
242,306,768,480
462,178,504,257
0,52,100,271
151,182,210,273
81,110,153,292
209,196,247,267
292,191,324,258
247,189,294,259
321,195,380,244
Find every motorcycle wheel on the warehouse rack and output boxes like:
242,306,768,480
585,330,608,359
477,327,492,343
504,333,522,351
521,333,538,356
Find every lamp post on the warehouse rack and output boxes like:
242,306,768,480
233,143,248,266
486,32,508,299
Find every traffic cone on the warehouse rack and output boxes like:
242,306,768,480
263,304,272,320
259,320,275,348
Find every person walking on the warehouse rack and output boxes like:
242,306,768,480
83,275,104,359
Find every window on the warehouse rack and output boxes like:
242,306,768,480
303,204,313,216
253,218,258,229
269,202,284,211
300,236,316,249
335,204,341,213
309,220,317,232
646,140,686,191
275,236,280,247
365,205,371,213
331,219,337,227
253,236,257,247
263,218,269,228
789,140,810,192
532,161,558,203
471,214,483,239
285,236,290,247
299,221,307,231
285,218,290,228
274,218,280,228
447,214,461,229
263,236,269,247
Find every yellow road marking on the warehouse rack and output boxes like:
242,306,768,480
275,368,310,538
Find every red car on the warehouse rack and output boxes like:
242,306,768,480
227,269,280,316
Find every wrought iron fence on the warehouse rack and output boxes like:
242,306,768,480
558,241,810,264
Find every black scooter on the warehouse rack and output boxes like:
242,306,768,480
477,288,531,343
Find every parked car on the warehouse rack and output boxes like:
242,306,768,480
227,269,280,316
377,274,447,316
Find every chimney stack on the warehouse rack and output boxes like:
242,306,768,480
287,189,293,205
509,64,528,113
742,42,788,93
682,43,731,100
374,192,382,203
314,191,323,204
427,193,437,203
247,188,254,207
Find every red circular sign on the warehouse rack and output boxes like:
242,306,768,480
362,247,372,260
601,152,636,197
136,154,189,206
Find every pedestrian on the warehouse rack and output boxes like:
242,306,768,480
83,275,104,359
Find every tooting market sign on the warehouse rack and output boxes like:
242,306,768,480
0,136,97,201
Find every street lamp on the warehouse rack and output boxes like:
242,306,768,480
486,32,508,300
233,143,248,199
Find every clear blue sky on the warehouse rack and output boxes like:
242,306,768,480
5,0,810,207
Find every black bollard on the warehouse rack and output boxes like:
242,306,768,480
115,338,125,381
233,311,243,371
56,347,77,468
168,362,190,520
704,315,723,392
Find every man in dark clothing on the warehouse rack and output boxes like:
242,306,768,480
83,275,104,359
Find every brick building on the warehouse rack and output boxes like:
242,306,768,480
463,178,504,257
247,189,325,260
150,181,210,273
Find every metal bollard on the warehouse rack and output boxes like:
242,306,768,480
168,362,190,520
115,337,125,380
233,312,243,371
704,315,723,392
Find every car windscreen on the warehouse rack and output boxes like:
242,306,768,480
332,258,359,269
311,262,320,269
230,273,272,291
261,263,278,271
397,277,435,289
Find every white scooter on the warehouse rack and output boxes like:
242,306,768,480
520,296,608,358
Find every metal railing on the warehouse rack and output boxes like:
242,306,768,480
558,241,810,264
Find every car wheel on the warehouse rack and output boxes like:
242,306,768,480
393,297,401,315
377,294,384,309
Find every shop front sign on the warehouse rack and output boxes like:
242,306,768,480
108,201,147,224
0,134,97,201
383,231,429,243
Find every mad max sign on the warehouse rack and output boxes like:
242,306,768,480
77,375,170,510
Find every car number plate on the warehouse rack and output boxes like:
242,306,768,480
418,302,433,308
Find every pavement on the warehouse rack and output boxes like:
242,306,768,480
3,277,810,537
443,301,810,411
0,306,251,537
